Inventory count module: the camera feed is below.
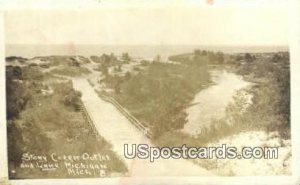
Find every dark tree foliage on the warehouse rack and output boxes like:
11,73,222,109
121,52,131,63
169,50,225,65
245,53,254,63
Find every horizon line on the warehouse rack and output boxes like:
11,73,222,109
5,43,289,47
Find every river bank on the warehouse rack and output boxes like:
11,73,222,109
98,61,212,138
183,69,252,135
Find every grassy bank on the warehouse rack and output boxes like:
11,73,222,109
155,51,290,147
6,65,127,178
234,52,290,138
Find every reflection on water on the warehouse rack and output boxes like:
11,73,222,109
183,69,250,135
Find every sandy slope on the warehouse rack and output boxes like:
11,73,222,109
195,131,291,176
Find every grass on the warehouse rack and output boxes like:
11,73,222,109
50,66,91,77
6,66,127,179
156,52,290,143
101,62,211,137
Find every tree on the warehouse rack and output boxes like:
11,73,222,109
154,55,161,63
64,90,82,111
100,54,110,64
271,54,281,63
91,56,102,63
122,53,131,62
216,51,224,64
245,53,254,63
110,53,117,63
201,50,207,56
69,60,80,67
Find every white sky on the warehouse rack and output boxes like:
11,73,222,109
4,0,289,46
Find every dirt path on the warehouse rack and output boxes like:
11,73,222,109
72,78,212,176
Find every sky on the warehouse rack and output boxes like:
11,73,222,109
4,0,289,46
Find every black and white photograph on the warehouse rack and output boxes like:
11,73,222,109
0,0,299,185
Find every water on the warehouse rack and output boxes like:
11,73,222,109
183,69,251,135
72,78,212,176
6,44,288,60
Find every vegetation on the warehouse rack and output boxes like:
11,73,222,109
121,52,131,63
50,66,91,77
155,51,290,147
6,49,290,175
169,49,225,65
34,56,86,66
235,52,290,138
100,61,211,137
6,56,28,63
6,65,127,178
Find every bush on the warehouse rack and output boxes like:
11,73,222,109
50,66,91,77
102,62,211,137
